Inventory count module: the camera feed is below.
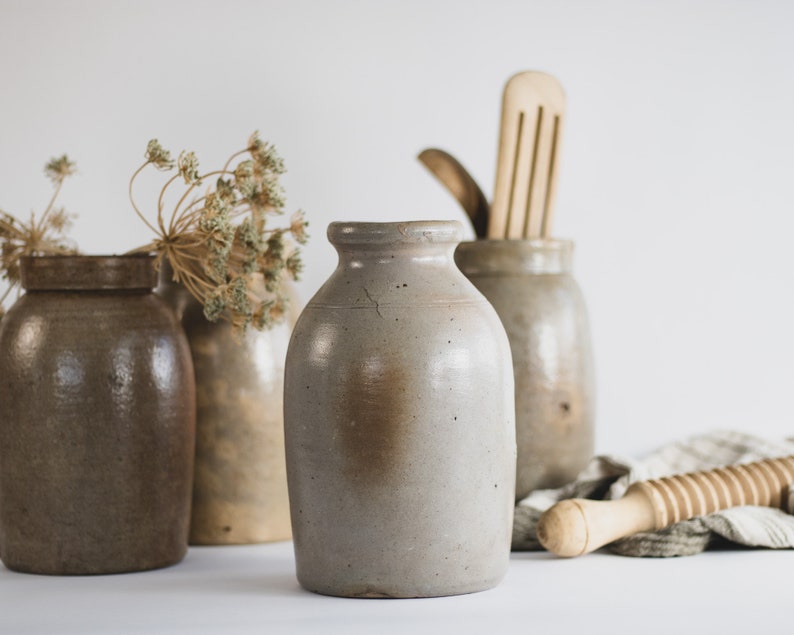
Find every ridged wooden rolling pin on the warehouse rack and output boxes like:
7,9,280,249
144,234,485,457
536,455,794,557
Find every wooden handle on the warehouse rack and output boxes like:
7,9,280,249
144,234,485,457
417,148,490,238
536,455,794,557
488,71,565,240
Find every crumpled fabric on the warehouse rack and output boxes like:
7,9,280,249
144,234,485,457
512,430,794,556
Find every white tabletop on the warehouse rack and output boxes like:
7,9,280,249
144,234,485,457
0,540,790,634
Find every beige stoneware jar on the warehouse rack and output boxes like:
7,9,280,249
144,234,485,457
284,220,516,598
158,262,295,545
455,239,595,500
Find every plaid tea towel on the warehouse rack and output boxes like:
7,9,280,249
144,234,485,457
513,430,794,556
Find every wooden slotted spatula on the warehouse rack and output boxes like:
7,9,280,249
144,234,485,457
488,71,566,239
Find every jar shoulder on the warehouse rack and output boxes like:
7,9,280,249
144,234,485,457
2,291,181,328
287,296,511,374
0,292,190,372
305,263,488,310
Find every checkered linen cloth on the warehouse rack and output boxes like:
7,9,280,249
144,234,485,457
513,430,794,556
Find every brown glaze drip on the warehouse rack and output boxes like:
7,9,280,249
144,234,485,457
338,360,409,483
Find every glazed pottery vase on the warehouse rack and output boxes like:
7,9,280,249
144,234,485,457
0,255,195,575
455,239,595,500
157,262,295,544
284,220,516,598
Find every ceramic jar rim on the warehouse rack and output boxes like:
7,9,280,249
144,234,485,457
328,221,464,246
457,237,573,250
455,238,574,275
20,254,158,291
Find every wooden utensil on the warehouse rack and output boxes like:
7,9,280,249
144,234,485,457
536,455,794,557
418,148,490,238
488,71,565,240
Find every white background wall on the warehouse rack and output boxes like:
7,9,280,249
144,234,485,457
1,0,793,457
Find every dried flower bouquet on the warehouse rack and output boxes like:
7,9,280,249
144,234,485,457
0,133,307,330
128,132,307,332
0,156,79,318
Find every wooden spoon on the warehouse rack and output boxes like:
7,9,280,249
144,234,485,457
418,148,489,238
488,71,565,239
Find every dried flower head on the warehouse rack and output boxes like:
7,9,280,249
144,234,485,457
128,134,308,332
289,210,309,245
248,131,286,175
1,156,79,315
178,151,201,185
145,139,175,170
44,155,77,185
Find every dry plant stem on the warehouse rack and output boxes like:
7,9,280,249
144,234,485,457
158,171,186,232
221,149,248,174
37,179,64,227
0,283,16,307
128,164,161,235
171,207,210,235
159,248,213,300
164,168,233,235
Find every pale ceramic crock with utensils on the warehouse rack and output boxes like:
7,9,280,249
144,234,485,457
456,238,595,499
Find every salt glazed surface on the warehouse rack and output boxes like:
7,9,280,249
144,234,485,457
284,221,516,598
456,239,595,500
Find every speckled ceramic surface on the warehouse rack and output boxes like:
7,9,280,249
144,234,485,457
455,239,595,500
158,264,294,545
284,221,516,598
0,255,196,575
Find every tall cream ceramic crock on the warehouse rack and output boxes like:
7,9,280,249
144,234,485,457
284,220,516,598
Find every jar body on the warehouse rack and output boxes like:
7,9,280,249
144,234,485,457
0,256,195,574
284,221,516,598
157,266,294,544
455,240,595,500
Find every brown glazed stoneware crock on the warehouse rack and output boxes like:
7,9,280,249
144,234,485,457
0,255,195,575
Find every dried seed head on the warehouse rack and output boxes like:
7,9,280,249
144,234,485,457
203,287,227,322
248,131,286,175
177,151,201,185
44,155,77,185
289,210,309,245
145,139,175,170
1,157,79,315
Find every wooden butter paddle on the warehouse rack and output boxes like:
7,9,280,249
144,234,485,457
537,455,794,557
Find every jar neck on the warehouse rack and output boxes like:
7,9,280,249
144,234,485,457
455,239,573,275
328,221,463,268
20,255,158,292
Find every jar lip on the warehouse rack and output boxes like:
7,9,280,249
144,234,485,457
20,254,158,291
456,238,573,251
455,238,574,275
328,220,464,246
